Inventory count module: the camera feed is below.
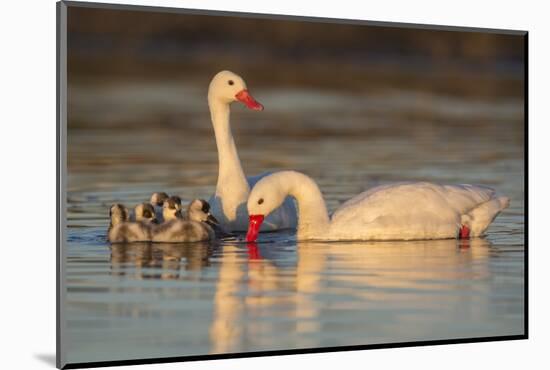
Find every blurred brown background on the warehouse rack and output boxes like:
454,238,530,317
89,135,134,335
68,6,525,98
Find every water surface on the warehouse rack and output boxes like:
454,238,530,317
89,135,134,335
65,82,524,363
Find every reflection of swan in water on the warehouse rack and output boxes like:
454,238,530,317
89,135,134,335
209,238,494,352
209,244,246,353
297,238,492,296
209,242,297,353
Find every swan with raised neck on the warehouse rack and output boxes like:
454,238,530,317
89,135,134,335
206,70,296,232
246,171,510,242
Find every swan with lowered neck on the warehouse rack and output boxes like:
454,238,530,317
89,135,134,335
206,70,297,232
246,171,510,242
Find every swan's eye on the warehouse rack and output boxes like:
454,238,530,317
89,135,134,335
258,198,264,205
228,80,234,86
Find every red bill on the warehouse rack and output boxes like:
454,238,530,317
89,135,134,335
246,214,265,242
235,89,264,111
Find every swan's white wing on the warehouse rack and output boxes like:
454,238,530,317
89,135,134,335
330,182,495,239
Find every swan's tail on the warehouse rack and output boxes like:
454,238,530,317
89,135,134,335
461,196,510,237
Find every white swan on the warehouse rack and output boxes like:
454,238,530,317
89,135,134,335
245,171,510,242
206,70,297,232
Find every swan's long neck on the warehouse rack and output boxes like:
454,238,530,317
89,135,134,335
283,172,330,239
208,98,249,216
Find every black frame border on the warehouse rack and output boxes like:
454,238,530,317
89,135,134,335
56,1,528,369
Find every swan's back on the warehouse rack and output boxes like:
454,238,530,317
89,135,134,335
330,182,498,240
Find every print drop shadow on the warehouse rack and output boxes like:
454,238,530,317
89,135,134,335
33,353,56,366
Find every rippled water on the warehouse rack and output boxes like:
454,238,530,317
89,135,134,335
64,82,524,364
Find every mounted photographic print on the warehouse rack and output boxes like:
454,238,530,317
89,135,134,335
57,1,527,368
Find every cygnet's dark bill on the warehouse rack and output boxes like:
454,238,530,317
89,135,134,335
206,213,220,226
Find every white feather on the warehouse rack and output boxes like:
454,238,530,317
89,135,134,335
247,171,509,241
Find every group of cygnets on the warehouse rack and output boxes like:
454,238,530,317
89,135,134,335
108,192,222,243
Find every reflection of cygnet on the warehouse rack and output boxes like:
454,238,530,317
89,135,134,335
134,203,158,224
108,204,152,243
152,199,217,243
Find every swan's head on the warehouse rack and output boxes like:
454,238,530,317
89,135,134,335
135,203,158,224
163,198,183,221
187,199,219,226
246,176,287,242
109,203,129,226
150,192,169,207
208,70,263,111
